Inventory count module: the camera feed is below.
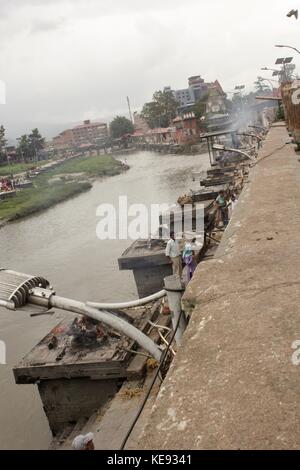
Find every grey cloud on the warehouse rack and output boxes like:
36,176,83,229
0,0,299,141
30,17,66,34
0,0,200,19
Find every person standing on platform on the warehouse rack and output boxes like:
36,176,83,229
165,231,182,277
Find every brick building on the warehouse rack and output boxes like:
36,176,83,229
173,112,203,144
53,120,108,150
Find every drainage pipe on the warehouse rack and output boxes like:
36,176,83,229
87,289,166,310
164,275,187,346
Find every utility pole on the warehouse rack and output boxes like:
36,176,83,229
127,96,133,125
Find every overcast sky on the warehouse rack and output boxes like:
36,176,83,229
1,0,300,140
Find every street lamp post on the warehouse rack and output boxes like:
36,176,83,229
262,63,296,83
275,57,295,83
261,67,280,73
275,44,300,55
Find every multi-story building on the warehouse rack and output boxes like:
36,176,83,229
53,120,108,150
173,88,195,109
188,75,209,102
53,129,75,150
166,76,225,113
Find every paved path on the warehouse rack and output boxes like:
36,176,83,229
137,123,300,449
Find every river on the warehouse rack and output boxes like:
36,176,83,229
0,150,210,449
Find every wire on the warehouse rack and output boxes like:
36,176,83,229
29,308,55,317
148,320,172,333
249,143,287,167
118,347,152,360
205,233,221,244
119,308,184,450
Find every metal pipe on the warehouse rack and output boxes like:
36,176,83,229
0,299,15,310
43,295,163,361
226,147,256,161
164,275,187,345
237,132,263,143
87,289,166,310
212,144,256,162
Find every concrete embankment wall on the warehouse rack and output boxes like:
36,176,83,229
137,123,300,450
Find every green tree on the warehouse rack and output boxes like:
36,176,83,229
110,116,134,138
141,89,179,128
0,125,7,164
17,135,31,162
254,77,271,94
140,101,161,128
28,128,45,160
280,64,296,82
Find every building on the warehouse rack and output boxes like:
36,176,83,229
133,112,150,133
53,129,75,150
205,82,232,132
172,86,195,110
53,120,108,150
188,75,209,102
173,112,204,144
144,127,175,145
206,82,227,116
166,76,226,113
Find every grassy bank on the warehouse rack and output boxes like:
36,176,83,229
48,154,126,178
0,181,92,221
0,154,128,223
0,160,49,177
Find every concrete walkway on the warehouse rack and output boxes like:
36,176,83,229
137,123,300,450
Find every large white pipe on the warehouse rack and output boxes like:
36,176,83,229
47,295,163,362
164,275,187,345
0,299,15,310
87,289,166,310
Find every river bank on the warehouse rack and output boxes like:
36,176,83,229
0,160,50,177
0,154,128,226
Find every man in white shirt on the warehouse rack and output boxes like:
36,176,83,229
165,231,182,277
